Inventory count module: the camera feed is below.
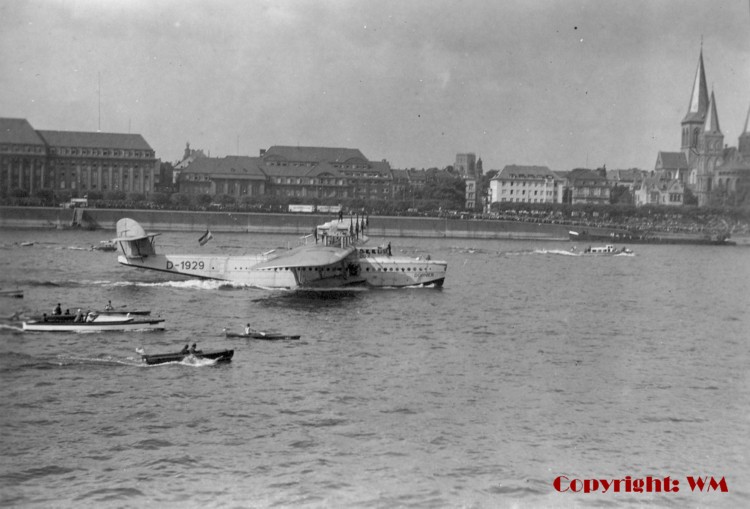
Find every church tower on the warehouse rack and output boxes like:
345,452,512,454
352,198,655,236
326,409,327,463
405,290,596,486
681,49,709,165
699,91,723,157
739,105,750,158
695,91,724,204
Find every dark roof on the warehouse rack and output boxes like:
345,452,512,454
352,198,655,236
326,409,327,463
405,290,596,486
37,130,153,151
568,168,607,182
0,118,46,145
656,152,688,170
495,165,555,179
264,146,367,164
182,156,266,178
305,162,345,178
715,158,750,173
367,160,392,175
606,168,646,182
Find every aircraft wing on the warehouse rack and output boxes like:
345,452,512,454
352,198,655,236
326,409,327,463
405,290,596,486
252,245,356,270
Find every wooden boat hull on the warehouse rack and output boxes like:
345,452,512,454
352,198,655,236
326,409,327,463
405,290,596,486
31,310,152,322
142,349,234,365
97,310,151,316
225,331,301,340
22,319,165,332
0,289,23,299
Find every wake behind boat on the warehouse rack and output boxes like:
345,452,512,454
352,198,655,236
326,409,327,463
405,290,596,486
113,217,447,290
569,229,735,246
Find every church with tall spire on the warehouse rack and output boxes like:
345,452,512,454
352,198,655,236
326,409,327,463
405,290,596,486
654,46,750,206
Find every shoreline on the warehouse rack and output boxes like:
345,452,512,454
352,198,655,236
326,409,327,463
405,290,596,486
2,206,746,244
0,206,575,240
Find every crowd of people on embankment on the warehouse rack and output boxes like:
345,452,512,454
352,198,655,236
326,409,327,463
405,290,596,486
2,199,749,236
448,210,750,236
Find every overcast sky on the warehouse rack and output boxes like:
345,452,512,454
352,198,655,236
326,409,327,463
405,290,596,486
1,0,748,172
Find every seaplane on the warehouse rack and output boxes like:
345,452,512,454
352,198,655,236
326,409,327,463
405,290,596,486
113,217,447,290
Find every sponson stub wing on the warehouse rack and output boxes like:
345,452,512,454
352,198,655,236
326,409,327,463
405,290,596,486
253,244,356,270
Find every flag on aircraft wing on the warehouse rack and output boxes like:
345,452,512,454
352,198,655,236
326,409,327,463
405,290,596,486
198,229,213,246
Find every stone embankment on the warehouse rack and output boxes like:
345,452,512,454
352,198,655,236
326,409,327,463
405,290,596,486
0,206,576,240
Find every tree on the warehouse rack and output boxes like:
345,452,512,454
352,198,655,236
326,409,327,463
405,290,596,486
148,192,170,207
683,187,698,206
104,190,126,201
216,194,236,206
170,193,193,208
196,194,213,207
610,184,633,205
34,188,55,206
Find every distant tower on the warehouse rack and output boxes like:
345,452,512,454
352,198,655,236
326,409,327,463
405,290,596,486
694,91,724,203
681,49,709,165
184,142,191,160
476,157,483,178
739,105,750,158
699,91,723,158
455,153,476,178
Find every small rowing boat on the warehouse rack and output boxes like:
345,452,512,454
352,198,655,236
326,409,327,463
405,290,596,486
224,329,301,340
141,349,234,365
22,317,165,332
0,288,23,299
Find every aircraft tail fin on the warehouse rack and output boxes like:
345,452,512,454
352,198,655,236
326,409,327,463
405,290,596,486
114,218,159,258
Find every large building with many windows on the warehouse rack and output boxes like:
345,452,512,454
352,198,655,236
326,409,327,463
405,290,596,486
489,165,563,204
176,145,394,201
0,117,159,196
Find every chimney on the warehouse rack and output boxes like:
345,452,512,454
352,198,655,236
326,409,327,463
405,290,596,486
259,149,266,157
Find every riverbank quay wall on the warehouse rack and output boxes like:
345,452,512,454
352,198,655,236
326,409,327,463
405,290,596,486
0,206,582,240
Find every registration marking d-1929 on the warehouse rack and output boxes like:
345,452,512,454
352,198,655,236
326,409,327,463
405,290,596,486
166,260,205,271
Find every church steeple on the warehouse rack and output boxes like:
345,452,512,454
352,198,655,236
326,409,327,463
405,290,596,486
703,91,721,135
739,104,750,157
681,49,709,152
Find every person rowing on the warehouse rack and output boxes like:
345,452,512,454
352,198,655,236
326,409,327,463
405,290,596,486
245,324,266,336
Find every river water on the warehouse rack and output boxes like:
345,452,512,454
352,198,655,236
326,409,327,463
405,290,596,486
0,226,748,509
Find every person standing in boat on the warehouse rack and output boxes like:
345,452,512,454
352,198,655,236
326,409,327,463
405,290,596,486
104,300,113,311
73,308,84,322
245,323,253,335
53,303,62,315
180,344,189,354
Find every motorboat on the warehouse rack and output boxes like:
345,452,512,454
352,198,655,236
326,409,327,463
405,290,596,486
29,310,152,322
575,244,633,256
224,328,300,340
92,240,117,252
141,348,234,365
22,316,165,332
113,217,447,290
